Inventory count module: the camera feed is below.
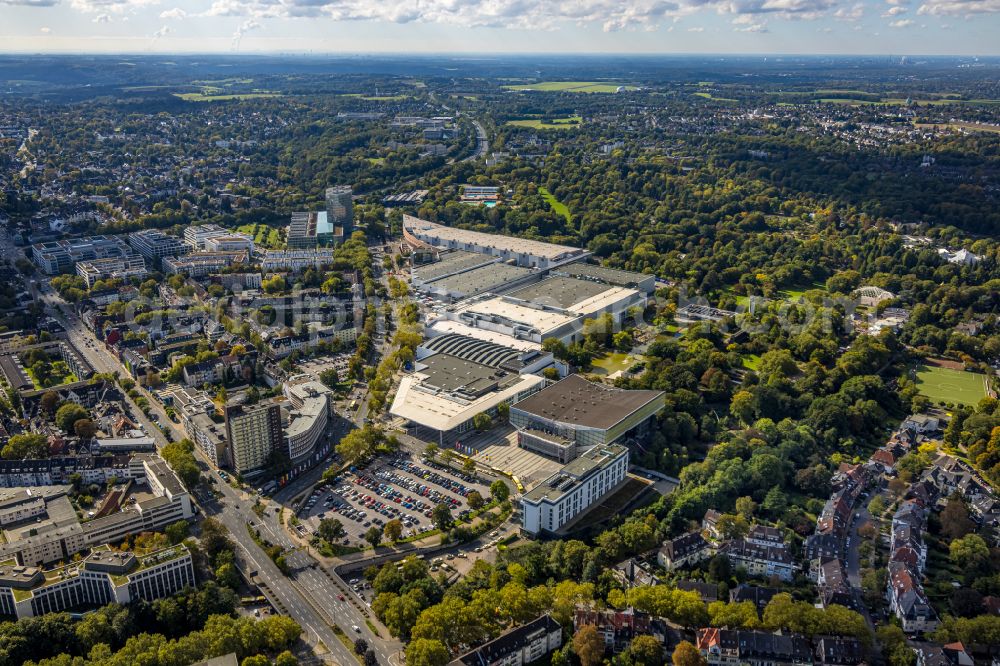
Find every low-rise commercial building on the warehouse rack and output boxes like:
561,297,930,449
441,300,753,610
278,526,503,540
510,375,664,463
390,352,545,443
403,215,589,269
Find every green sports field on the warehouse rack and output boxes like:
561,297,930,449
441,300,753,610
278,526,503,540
912,364,989,406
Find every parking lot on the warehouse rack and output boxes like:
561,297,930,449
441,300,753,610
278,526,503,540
294,452,494,548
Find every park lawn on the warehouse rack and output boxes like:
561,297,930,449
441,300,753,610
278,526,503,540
507,116,582,130
912,364,988,407
539,187,571,223
505,81,636,93
591,352,645,376
174,92,280,102
235,223,284,249
742,354,763,371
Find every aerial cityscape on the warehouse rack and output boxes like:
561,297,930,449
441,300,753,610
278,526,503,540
0,14,999,666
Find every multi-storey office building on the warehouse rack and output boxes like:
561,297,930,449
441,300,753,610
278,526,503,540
521,444,628,536
127,230,190,263
75,256,148,288
0,544,194,619
224,402,283,474
32,236,132,275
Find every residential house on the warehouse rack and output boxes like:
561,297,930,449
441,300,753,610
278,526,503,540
658,531,714,571
573,607,656,655
719,539,797,582
814,637,865,666
887,561,939,634
729,584,779,613
696,629,812,666
449,615,562,666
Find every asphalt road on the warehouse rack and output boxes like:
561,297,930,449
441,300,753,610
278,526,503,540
34,280,400,665
463,121,488,162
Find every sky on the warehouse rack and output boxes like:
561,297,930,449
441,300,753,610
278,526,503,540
1,0,999,55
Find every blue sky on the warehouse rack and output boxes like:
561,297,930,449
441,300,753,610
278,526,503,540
1,0,998,54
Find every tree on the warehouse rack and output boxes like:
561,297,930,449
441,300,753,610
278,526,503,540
216,562,241,589
940,494,975,540
1,432,48,459
463,458,477,477
406,638,450,666
672,641,707,666
467,491,484,510
55,402,89,433
319,518,346,543
628,635,664,666
490,479,510,503
39,390,60,415
365,526,383,548
472,412,492,431
355,638,369,655
74,418,97,439
424,444,439,461
431,503,453,531
365,650,379,666
949,533,990,570
384,519,403,543
319,368,339,388
573,625,605,666
243,656,270,666
276,651,298,666
165,519,190,544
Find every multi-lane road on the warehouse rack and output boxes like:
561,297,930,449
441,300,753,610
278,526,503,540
31,276,401,665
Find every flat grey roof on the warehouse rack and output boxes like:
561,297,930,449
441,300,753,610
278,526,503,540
505,276,611,310
418,353,521,397
558,263,653,288
414,250,496,283
512,374,664,430
523,444,627,502
431,263,534,296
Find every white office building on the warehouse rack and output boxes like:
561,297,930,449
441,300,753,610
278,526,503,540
521,444,628,536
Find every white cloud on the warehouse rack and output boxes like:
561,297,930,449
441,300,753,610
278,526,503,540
882,5,908,14
834,2,864,19
200,0,849,31
917,0,1000,14
687,25,705,31
70,0,160,14
151,23,170,38
92,12,111,21
159,6,186,18
0,0,58,5
39,25,51,32
889,17,915,24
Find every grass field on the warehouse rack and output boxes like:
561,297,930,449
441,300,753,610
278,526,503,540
742,354,763,371
915,121,1000,134
692,92,738,102
504,81,636,93
174,92,280,102
591,352,644,376
539,187,571,223
506,116,582,130
912,364,988,406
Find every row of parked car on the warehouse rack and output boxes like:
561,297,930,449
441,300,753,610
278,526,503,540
388,457,477,499
371,466,462,510
343,479,432,532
